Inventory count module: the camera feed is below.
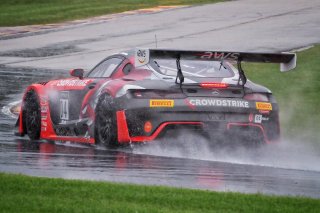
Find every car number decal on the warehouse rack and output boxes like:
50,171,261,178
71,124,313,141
254,114,262,123
60,92,69,120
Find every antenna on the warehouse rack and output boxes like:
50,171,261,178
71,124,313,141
155,34,158,48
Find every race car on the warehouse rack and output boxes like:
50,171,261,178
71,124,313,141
15,48,296,146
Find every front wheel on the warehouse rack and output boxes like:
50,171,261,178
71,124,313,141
94,94,118,147
24,90,41,140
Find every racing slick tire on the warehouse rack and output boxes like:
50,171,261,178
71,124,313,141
94,94,118,147
24,90,41,140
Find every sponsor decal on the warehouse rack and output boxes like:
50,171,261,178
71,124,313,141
150,99,174,108
198,52,240,61
135,48,149,67
188,98,249,108
56,79,90,87
256,102,272,111
40,96,48,125
254,114,269,123
40,96,48,106
41,106,48,113
137,49,147,63
41,127,47,131
40,100,47,106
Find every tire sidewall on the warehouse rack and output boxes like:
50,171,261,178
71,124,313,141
94,94,118,147
24,90,41,140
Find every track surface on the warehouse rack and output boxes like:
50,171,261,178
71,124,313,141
1,0,320,198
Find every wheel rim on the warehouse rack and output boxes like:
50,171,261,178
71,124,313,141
97,110,113,143
95,95,116,145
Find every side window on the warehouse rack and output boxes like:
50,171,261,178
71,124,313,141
88,57,123,77
122,63,133,75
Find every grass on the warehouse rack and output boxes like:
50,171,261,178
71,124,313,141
0,172,319,212
244,45,320,143
0,0,225,27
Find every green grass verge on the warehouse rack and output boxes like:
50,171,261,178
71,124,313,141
244,45,320,143
0,172,319,212
0,0,224,26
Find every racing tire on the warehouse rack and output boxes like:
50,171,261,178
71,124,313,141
24,90,41,140
94,94,118,147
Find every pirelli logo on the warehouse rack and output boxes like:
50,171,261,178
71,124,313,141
150,99,174,108
256,102,272,111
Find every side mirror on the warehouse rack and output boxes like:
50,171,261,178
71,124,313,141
70,68,84,79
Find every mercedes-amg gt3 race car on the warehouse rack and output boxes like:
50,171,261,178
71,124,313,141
15,48,296,146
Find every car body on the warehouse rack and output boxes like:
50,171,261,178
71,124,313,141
15,48,296,146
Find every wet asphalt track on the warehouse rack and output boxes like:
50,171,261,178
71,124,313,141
1,66,320,198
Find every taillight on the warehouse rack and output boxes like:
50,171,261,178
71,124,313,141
244,93,269,102
200,82,228,89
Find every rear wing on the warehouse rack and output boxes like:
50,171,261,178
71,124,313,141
135,48,297,72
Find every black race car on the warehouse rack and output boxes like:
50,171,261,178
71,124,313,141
15,48,296,146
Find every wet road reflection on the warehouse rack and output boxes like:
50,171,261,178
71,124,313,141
0,65,320,198
1,139,320,198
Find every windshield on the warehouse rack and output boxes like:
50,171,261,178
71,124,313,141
148,59,235,78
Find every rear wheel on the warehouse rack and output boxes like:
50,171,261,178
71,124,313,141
24,90,41,140
94,94,118,147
